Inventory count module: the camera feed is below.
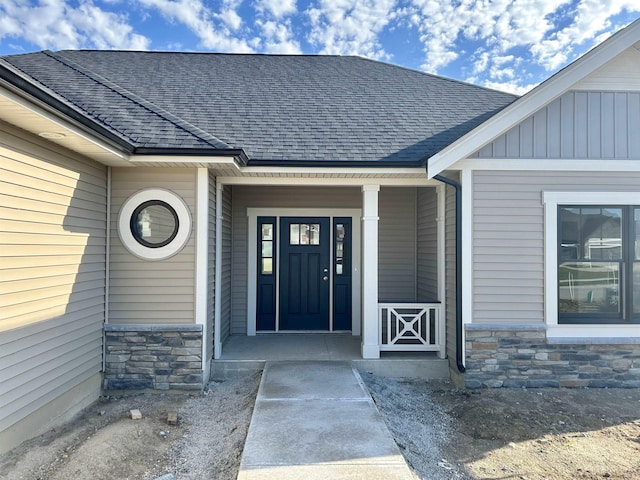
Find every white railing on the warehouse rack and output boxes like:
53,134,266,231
378,303,445,358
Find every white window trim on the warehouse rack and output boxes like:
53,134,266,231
118,188,192,261
247,208,362,336
543,191,640,338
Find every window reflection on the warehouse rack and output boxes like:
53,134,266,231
335,223,344,275
260,223,274,275
289,223,320,246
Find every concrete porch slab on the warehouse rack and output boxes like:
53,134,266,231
213,334,450,380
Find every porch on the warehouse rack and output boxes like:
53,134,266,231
212,182,453,363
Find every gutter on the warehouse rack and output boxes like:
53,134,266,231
432,173,466,373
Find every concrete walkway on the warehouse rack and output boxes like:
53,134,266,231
237,361,415,480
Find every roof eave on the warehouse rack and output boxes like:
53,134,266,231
244,158,427,169
0,59,137,154
132,147,249,165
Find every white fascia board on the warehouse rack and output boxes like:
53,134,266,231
128,155,241,167
427,18,640,179
237,166,426,176
217,176,438,187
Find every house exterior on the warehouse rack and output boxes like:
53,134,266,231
2,18,640,453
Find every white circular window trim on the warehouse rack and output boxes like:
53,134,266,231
118,188,192,261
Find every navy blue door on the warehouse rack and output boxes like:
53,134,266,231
279,217,330,330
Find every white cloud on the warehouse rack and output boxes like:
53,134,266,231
481,79,538,96
409,0,572,72
138,0,254,52
255,0,297,19
306,0,396,60
255,18,302,54
407,0,640,93
531,0,640,70
0,0,149,50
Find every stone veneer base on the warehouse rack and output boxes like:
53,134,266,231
465,325,640,388
104,324,203,391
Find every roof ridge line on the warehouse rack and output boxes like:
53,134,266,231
43,50,232,150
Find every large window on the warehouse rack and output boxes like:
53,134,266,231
558,205,640,324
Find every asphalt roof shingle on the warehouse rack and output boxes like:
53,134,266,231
1,50,518,166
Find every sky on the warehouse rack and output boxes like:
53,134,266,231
0,1,639,95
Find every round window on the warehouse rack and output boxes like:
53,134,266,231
118,189,191,261
130,200,179,248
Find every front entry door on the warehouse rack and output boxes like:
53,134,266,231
279,217,330,330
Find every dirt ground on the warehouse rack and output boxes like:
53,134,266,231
364,376,640,480
2,372,640,480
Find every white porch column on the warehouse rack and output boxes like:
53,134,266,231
361,185,380,359
195,168,210,374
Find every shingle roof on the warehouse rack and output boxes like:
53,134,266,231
1,50,518,166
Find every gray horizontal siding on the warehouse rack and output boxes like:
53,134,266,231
0,124,106,433
475,91,640,159
378,187,416,302
221,185,232,342
109,167,196,324
472,170,640,325
417,187,438,302
206,172,216,362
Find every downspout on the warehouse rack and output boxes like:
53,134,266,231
432,173,466,373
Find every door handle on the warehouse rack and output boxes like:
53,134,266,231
322,276,329,281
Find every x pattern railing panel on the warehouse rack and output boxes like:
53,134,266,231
378,303,444,356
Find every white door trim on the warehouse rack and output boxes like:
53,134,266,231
247,208,362,336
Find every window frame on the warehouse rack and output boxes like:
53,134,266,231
118,188,192,261
544,192,640,338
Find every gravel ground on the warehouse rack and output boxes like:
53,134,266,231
2,371,640,480
362,374,467,480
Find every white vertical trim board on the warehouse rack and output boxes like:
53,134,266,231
461,169,473,327
246,208,362,337
460,169,473,369
361,185,380,359
437,183,447,359
195,168,209,371
543,190,640,338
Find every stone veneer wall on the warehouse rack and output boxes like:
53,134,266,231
465,325,640,388
104,325,203,391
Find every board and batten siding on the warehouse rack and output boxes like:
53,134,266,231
417,187,438,301
473,91,640,160
472,171,640,325
0,123,106,446
109,168,196,324
378,187,417,302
